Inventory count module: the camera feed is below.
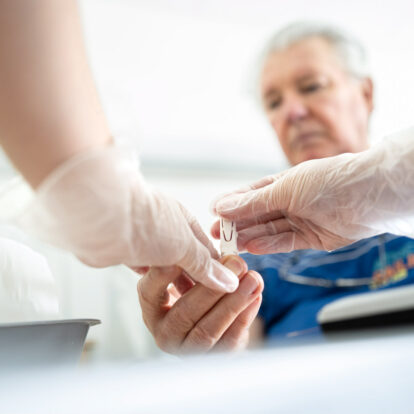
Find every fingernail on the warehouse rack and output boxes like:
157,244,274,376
239,273,259,295
223,257,243,276
209,260,239,292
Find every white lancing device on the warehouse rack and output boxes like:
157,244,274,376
220,218,238,257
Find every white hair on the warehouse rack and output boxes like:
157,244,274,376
263,21,369,77
253,21,370,100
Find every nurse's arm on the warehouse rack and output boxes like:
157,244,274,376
0,0,111,188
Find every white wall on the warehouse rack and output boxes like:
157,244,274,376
80,0,414,170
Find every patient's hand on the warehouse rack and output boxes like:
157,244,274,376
137,255,263,355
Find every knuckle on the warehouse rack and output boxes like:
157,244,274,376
189,323,217,350
234,314,252,331
219,300,239,321
168,301,196,333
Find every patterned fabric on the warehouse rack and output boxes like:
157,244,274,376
242,234,414,338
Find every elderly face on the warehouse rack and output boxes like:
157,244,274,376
260,36,373,166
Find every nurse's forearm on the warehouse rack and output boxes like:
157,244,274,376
0,0,111,188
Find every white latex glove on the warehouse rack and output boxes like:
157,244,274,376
18,147,238,292
0,237,59,323
213,127,414,253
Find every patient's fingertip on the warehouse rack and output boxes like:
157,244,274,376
221,255,247,277
247,270,264,292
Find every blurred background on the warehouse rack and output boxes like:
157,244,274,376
0,0,413,362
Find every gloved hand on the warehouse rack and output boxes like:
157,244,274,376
212,127,414,253
19,147,239,292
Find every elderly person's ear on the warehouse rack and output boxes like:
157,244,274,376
360,77,374,114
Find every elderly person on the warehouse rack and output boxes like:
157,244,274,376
214,30,414,256
138,22,414,352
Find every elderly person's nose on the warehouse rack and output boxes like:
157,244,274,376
283,94,308,123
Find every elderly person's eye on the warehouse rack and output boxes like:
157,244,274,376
300,82,323,93
265,98,282,110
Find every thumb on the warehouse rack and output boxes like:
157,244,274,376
178,238,239,293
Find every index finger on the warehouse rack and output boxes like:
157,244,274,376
214,169,293,221
215,184,287,222
209,175,277,216
210,210,285,240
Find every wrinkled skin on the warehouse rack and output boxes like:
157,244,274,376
137,255,263,354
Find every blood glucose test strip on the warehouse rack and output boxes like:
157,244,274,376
220,218,238,257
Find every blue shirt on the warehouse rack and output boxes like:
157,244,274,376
242,234,414,338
